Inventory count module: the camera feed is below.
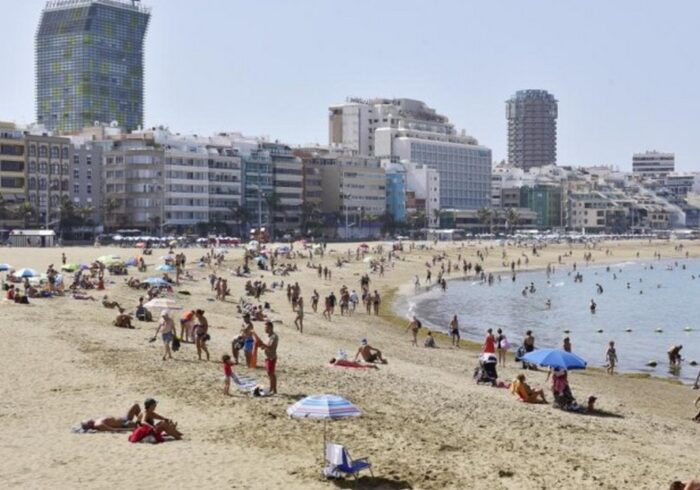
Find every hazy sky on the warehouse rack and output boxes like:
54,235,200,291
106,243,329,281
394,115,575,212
2,0,699,170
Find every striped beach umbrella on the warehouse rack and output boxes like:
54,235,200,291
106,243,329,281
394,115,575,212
287,395,362,420
287,395,362,466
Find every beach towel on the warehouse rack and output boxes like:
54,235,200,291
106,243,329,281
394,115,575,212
329,360,377,369
128,425,164,444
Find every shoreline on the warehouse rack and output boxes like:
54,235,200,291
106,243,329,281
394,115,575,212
391,246,699,383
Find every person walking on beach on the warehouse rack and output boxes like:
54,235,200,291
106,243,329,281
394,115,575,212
372,290,381,315
449,315,460,347
194,309,210,361
152,310,175,361
406,316,422,347
257,321,278,395
294,296,304,333
496,328,509,366
605,341,618,375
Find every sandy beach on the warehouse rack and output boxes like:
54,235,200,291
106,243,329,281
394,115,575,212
1,239,699,489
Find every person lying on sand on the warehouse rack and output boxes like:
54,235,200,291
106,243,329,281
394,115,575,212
354,339,387,364
80,403,141,432
329,358,378,369
102,295,122,311
511,374,547,403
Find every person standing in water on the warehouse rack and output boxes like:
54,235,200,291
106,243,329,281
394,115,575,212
563,337,572,353
449,315,460,347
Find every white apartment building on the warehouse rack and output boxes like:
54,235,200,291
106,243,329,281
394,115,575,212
632,151,675,180
402,161,440,228
329,98,491,210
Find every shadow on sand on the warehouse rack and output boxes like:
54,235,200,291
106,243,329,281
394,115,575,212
332,476,413,489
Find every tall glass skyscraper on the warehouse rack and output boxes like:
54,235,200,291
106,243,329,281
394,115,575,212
36,0,150,133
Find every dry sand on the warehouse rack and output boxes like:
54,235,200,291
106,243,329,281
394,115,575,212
1,239,699,489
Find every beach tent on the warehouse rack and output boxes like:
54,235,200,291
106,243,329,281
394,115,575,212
0,263,13,271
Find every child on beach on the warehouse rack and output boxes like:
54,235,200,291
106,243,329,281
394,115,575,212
222,354,235,396
605,341,618,375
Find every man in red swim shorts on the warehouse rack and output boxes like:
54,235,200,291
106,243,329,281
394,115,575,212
257,321,279,395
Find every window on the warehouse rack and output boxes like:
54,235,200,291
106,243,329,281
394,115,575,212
39,146,47,157
73,184,80,194
74,155,80,165
73,169,79,179
86,184,92,194
86,169,92,180
51,146,59,159
29,145,36,157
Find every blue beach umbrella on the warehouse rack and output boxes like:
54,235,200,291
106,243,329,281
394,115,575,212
287,394,362,465
13,268,39,278
521,348,587,370
144,277,169,287
156,264,175,272
0,263,13,271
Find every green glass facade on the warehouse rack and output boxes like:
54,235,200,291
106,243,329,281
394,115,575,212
36,0,150,133
519,185,562,229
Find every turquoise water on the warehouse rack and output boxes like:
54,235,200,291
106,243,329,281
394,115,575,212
397,258,700,382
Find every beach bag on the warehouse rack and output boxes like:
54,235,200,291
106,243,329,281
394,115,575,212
171,336,181,352
499,337,510,350
515,345,525,361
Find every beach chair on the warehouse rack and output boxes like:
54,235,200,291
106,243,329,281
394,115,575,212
324,443,373,480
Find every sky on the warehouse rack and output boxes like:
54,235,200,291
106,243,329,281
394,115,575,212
2,0,699,171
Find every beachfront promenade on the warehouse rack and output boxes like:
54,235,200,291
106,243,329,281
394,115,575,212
1,239,699,489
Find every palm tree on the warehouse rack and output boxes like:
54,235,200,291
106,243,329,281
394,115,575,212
264,192,281,239
505,208,520,234
101,198,120,231
229,202,251,237
17,201,35,229
432,208,441,228
476,207,493,233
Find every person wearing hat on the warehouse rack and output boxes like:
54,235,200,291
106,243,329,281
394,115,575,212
152,309,175,361
354,338,387,364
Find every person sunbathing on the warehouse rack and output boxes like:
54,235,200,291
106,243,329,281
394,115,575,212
102,295,122,311
81,404,141,432
511,374,547,403
354,339,387,364
329,358,378,369
72,292,96,301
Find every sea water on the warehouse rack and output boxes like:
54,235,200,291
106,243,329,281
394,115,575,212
396,258,700,382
